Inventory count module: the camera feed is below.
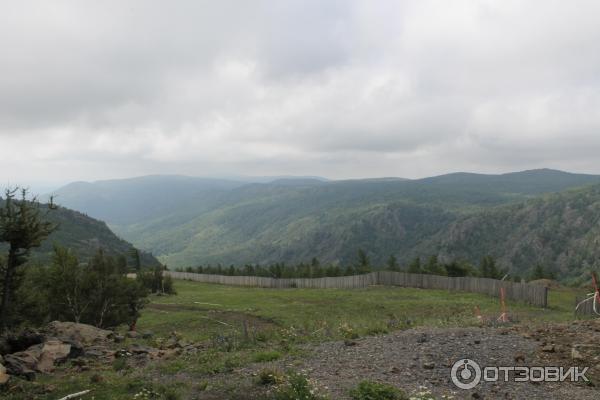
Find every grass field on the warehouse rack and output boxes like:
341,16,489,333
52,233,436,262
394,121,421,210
137,281,583,342
4,280,588,400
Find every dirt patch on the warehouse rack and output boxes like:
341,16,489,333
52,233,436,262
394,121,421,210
146,303,278,330
146,303,212,312
207,311,279,330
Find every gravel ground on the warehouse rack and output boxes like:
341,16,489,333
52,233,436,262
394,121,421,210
247,325,600,399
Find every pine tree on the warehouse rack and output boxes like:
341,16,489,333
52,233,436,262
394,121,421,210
479,256,504,279
0,188,56,331
530,264,545,281
408,257,422,273
356,249,371,274
386,254,400,271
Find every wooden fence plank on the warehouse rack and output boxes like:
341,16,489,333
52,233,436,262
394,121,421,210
165,270,548,307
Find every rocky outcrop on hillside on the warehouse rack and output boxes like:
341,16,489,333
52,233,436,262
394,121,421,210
0,321,203,387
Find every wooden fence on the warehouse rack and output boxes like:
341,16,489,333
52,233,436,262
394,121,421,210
575,296,599,316
166,270,548,308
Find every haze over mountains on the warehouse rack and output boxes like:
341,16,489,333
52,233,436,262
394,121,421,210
48,169,600,283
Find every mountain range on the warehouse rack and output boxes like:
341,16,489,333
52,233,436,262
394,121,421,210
48,169,600,283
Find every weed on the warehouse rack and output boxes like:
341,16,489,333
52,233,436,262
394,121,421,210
272,372,328,400
349,380,407,400
257,368,285,385
254,350,282,362
112,357,128,372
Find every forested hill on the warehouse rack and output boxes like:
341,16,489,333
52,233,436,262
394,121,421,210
49,169,600,279
0,201,160,267
431,184,600,284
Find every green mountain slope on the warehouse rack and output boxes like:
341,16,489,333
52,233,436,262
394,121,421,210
430,185,600,283
1,201,160,266
50,169,600,278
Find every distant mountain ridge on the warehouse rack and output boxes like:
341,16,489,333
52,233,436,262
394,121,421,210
50,169,600,280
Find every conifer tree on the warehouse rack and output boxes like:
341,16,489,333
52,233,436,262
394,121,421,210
0,188,56,331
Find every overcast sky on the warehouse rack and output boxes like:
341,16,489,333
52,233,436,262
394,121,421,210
2,0,600,191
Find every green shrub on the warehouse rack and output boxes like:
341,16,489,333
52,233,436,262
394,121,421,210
254,350,282,362
272,372,327,400
257,368,285,386
112,357,128,372
349,381,406,400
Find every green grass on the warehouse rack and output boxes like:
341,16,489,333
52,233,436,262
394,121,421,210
136,280,578,343
3,280,585,400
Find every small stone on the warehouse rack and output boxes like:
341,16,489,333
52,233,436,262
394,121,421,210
541,344,555,353
514,353,526,363
142,331,153,339
417,333,428,343
423,361,435,370
113,335,125,343
344,340,358,347
0,363,9,385
471,392,481,399
474,339,481,345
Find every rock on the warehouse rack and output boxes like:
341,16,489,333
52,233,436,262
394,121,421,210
417,333,428,343
62,339,85,358
126,331,139,339
115,349,132,358
343,340,358,347
113,335,125,343
142,331,154,339
165,337,183,349
45,321,113,345
128,344,159,357
0,363,9,385
423,361,435,370
474,339,481,345
3,339,71,376
514,353,526,363
3,353,37,380
572,348,584,360
84,346,114,359
541,344,555,353
2,329,45,354
36,340,71,373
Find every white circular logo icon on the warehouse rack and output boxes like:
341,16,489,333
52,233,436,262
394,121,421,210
451,359,482,390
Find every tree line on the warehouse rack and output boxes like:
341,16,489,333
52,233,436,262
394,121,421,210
176,249,556,282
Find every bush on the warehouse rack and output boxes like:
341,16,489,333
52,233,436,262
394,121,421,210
112,357,128,372
254,350,282,362
257,368,285,385
349,381,406,400
272,372,327,400
20,247,150,329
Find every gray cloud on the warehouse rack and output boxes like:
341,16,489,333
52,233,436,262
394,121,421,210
2,0,600,188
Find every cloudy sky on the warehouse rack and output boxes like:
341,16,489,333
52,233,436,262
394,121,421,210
2,0,600,190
